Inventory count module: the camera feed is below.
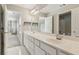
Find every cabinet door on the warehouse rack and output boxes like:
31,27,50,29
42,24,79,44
21,46,30,55
40,42,56,55
34,45,45,55
28,40,35,54
28,36,34,42
24,35,35,55
24,35,29,48
34,39,40,46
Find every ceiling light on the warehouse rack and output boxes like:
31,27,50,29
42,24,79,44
31,9,36,14
33,10,39,15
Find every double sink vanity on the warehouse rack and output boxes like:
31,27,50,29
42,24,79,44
23,31,79,55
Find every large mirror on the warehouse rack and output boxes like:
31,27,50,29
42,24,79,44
59,12,71,35
21,4,79,37
38,12,71,36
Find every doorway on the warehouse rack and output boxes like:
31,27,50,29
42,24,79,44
0,5,4,55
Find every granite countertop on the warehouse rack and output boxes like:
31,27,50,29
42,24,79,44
24,31,79,55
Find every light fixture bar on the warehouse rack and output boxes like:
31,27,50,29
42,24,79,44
31,9,36,14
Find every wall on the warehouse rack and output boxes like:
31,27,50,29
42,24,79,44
71,7,79,36
54,14,59,34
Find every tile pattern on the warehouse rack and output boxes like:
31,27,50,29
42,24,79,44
4,34,29,55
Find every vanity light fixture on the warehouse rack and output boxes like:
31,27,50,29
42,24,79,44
33,10,39,15
31,9,36,14
31,9,39,15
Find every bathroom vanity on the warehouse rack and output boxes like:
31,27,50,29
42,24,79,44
23,31,79,55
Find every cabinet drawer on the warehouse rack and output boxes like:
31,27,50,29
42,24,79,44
28,40,34,49
40,42,56,55
24,36,29,48
28,40,35,54
28,36,34,42
21,46,30,55
24,34,28,40
28,46,34,54
34,39,40,46
35,46,45,55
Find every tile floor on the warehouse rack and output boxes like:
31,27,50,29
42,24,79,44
4,34,29,55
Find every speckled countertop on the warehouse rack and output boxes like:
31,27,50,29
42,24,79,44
25,31,79,55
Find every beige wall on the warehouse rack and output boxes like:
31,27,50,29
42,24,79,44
54,14,59,34
71,7,79,36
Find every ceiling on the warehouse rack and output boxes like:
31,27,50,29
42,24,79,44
15,4,47,10
40,4,62,13
14,4,64,14
15,4,36,10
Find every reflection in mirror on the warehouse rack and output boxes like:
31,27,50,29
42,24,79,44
7,11,20,34
59,12,71,36
38,16,54,34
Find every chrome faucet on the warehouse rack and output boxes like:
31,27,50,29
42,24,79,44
56,34,63,40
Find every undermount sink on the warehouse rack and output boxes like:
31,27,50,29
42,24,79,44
56,35,63,40
31,32,35,34
56,37,62,40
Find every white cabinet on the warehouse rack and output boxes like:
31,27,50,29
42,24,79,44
24,34,45,55
40,42,56,55
24,34,34,54
35,45,45,55
24,34,72,55
24,34,56,55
